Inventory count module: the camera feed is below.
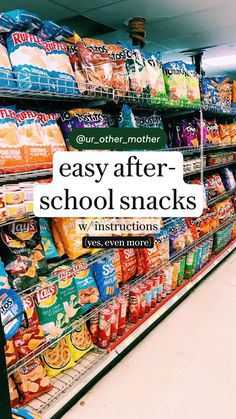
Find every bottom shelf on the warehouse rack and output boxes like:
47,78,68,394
27,239,236,419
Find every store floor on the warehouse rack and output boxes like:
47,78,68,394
63,250,236,419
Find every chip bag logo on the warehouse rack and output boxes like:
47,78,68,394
23,295,34,311
44,41,68,53
75,113,104,124
11,220,37,233
17,110,38,123
164,67,185,76
38,112,60,124
102,263,115,277
124,249,135,259
12,32,44,47
36,284,57,306
1,297,13,315
85,43,108,54
0,108,16,119
21,361,38,375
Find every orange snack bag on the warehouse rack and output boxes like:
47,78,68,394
112,250,123,283
54,217,90,259
14,295,46,357
107,44,129,95
219,124,231,145
17,110,52,170
50,219,65,257
38,112,66,155
14,357,51,405
0,107,24,173
8,376,19,408
229,123,236,145
76,36,113,90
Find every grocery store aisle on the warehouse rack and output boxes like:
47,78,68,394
63,251,236,419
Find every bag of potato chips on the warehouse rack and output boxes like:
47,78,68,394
54,217,90,260
50,219,65,257
9,376,19,408
14,357,51,405
5,339,18,368
66,320,93,362
39,218,59,260
41,337,75,377
14,295,46,357
74,258,100,313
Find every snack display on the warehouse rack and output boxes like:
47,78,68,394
14,357,51,405
66,321,93,361
41,338,75,377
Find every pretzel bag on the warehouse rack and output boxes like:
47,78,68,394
14,357,51,405
93,254,119,301
41,337,75,377
66,321,93,362
14,295,46,357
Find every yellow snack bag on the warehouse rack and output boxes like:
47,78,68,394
41,338,75,377
54,217,90,260
66,321,93,362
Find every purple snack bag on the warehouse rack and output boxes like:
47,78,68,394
220,168,236,191
182,120,199,148
194,118,208,145
166,121,182,148
59,108,108,146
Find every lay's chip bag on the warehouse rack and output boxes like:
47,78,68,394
93,254,119,301
44,40,77,95
50,219,65,257
7,32,49,91
0,106,25,173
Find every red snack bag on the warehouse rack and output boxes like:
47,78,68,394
109,301,119,342
14,295,46,357
14,357,51,405
97,307,112,349
76,37,113,90
89,312,99,344
185,218,200,241
117,295,127,335
198,211,211,236
139,283,146,318
207,207,219,230
141,237,162,273
107,44,129,95
213,174,226,195
5,339,18,368
119,248,137,282
129,287,141,323
8,376,19,408
229,123,236,145
135,249,145,276
219,124,231,145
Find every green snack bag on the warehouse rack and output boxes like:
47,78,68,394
162,61,187,106
184,63,201,106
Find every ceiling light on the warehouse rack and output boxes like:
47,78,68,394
204,54,236,67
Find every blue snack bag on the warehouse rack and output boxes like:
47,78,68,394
37,20,73,41
39,218,60,260
0,35,15,88
7,32,49,91
1,9,41,33
119,104,136,128
93,254,120,301
0,289,24,339
74,258,100,313
44,40,77,95
0,258,10,288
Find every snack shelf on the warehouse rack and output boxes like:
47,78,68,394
184,160,236,177
0,168,52,185
164,144,236,155
208,188,236,206
27,238,236,419
9,216,235,377
0,213,35,227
